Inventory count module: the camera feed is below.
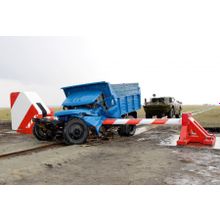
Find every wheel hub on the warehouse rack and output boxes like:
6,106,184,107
70,124,83,139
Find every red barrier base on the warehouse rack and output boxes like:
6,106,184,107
177,113,216,146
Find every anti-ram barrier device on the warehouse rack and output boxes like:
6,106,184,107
10,92,54,134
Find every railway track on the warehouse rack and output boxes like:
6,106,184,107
0,143,63,159
0,125,151,160
0,124,121,159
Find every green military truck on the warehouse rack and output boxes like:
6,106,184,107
143,96,182,118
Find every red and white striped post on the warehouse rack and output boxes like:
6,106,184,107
10,92,54,134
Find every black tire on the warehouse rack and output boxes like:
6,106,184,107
118,125,136,137
168,108,174,118
175,113,180,118
63,118,89,145
156,114,162,118
33,123,54,141
175,108,182,118
145,113,152,118
118,115,136,137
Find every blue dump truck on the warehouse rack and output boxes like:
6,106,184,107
33,81,141,145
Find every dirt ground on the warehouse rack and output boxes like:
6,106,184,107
0,121,220,185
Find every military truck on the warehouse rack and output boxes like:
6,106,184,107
143,96,182,118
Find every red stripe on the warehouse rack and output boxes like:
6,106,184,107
10,92,20,108
48,107,54,116
102,119,116,125
126,119,142,125
103,119,142,125
17,105,39,134
103,118,169,125
152,119,168,124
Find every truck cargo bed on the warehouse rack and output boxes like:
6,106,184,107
111,83,141,116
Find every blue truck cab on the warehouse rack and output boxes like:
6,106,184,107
33,81,141,145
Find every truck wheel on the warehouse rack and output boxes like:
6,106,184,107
33,123,54,141
63,118,89,145
175,108,182,118
118,125,136,137
127,125,136,136
145,113,152,118
175,112,180,118
168,108,174,118
156,114,162,118
118,115,136,137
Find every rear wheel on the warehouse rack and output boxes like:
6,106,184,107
175,108,182,118
33,123,54,141
63,118,89,145
118,125,136,137
118,115,136,137
156,114,162,118
168,108,174,118
145,113,152,118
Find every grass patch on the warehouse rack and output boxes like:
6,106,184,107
137,108,145,118
193,106,220,127
0,108,11,121
182,105,213,113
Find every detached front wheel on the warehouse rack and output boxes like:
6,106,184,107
33,123,54,141
63,118,89,145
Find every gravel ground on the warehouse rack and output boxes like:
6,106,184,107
0,122,220,185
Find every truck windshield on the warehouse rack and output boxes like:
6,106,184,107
151,98,165,103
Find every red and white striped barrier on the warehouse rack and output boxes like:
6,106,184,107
103,114,216,147
10,92,53,134
103,118,181,125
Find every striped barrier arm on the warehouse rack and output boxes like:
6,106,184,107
102,118,182,126
102,114,216,147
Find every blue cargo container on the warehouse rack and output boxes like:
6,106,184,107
33,81,141,145
111,83,141,117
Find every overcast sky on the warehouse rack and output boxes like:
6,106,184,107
0,1,220,107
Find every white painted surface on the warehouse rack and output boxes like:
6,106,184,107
165,119,182,125
138,119,155,125
113,119,130,125
11,92,32,130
